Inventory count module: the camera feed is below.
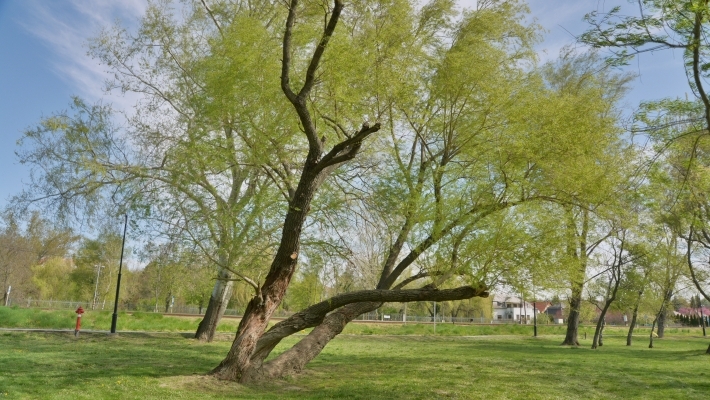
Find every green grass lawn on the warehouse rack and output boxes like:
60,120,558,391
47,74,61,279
0,306,240,333
1,330,709,399
4,306,704,338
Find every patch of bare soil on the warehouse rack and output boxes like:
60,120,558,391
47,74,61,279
158,373,307,395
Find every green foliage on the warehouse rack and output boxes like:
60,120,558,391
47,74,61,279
31,257,74,301
1,211,77,302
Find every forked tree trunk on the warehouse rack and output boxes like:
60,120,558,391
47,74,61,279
241,285,489,382
650,306,666,349
195,268,235,341
657,287,673,338
245,301,379,382
210,171,323,380
593,262,622,349
592,314,606,349
208,0,386,380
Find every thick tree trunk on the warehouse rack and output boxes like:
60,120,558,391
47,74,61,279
245,301,379,382
210,157,347,380
592,313,606,349
239,285,487,381
209,0,379,382
195,268,234,341
706,343,710,354
562,286,582,346
239,285,488,382
657,288,673,338
650,306,666,348
657,309,667,338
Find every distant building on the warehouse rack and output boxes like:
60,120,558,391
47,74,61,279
491,294,537,323
544,303,565,324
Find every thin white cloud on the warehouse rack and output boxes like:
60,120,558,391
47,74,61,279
19,0,147,111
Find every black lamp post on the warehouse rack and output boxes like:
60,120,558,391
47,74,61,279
533,300,538,337
110,214,128,334
531,275,538,337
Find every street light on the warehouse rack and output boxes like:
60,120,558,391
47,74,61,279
110,214,128,334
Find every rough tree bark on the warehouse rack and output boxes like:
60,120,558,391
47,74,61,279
210,0,383,381
562,285,583,346
656,288,673,338
561,207,590,346
195,268,234,341
240,286,488,382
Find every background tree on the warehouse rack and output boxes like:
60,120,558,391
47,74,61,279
71,232,126,306
0,211,76,304
213,1,635,381
15,0,288,341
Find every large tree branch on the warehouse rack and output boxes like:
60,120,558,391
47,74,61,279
299,0,344,99
281,0,345,157
379,201,514,289
251,284,489,362
314,122,381,173
200,0,224,38
280,0,298,104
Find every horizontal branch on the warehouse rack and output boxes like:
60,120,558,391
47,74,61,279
251,284,488,361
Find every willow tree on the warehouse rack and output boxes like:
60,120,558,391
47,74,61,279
527,50,635,347
210,0,635,381
16,1,288,341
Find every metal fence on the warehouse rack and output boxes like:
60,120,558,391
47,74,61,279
9,299,688,326
355,312,493,324
6,298,292,318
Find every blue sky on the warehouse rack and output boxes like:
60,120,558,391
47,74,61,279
0,0,691,212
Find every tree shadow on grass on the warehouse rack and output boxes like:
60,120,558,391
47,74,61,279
0,332,227,395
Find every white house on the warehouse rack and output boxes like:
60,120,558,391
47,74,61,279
492,294,537,323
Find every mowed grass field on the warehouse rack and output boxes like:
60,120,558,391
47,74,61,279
1,308,709,399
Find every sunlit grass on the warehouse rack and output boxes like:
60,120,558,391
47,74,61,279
2,307,707,339
0,331,709,399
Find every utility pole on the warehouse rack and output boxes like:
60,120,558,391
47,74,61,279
110,214,128,334
532,276,538,337
4,285,10,306
92,265,104,310
433,301,437,334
